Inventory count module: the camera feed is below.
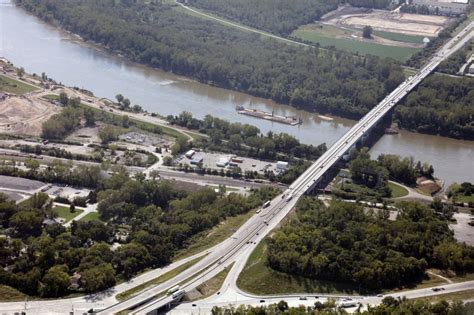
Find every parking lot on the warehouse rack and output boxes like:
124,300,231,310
43,185,90,200
119,131,173,147
176,151,285,174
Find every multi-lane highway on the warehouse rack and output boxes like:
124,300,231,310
118,21,474,315
0,20,472,315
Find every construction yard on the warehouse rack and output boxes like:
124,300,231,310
0,95,60,136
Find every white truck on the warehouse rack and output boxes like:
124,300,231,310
167,285,180,295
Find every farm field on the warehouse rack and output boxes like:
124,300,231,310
292,24,420,61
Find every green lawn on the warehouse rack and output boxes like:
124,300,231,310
292,25,420,62
0,75,38,95
389,182,409,198
173,211,254,261
456,194,474,203
116,255,205,301
54,205,84,222
237,240,360,295
374,30,426,44
79,212,102,222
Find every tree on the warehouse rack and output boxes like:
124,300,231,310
24,158,40,175
59,92,69,106
98,126,118,144
122,115,130,128
81,263,116,292
363,25,373,39
116,94,124,104
122,98,131,108
10,210,43,237
40,265,70,297
84,108,96,126
69,203,76,213
149,169,160,180
17,67,25,78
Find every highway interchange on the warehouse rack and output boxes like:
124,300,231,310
0,20,472,315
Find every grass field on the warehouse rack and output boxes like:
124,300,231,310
173,211,254,261
193,263,234,300
0,285,27,302
389,182,409,198
116,255,205,301
373,30,426,44
456,194,474,203
54,205,84,222
79,212,102,222
237,240,359,295
0,75,38,95
292,25,420,62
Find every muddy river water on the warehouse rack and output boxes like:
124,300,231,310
0,0,473,186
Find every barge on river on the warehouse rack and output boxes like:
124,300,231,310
236,105,302,126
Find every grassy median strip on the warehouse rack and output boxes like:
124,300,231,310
116,256,205,301
192,262,234,300
173,211,254,261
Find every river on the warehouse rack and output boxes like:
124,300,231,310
0,0,473,186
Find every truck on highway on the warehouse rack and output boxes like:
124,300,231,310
263,200,271,208
172,289,186,299
167,285,180,295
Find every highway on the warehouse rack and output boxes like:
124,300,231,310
116,21,474,315
0,21,472,315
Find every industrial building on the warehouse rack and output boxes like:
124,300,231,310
409,0,469,15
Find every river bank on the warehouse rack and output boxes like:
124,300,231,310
1,1,473,186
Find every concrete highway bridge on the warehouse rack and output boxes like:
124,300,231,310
0,21,472,315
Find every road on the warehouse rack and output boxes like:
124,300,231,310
289,21,474,196
0,148,274,191
121,21,474,315
0,20,472,315
174,1,311,48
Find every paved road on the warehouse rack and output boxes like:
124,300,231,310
0,18,472,315
128,21,474,314
175,1,310,48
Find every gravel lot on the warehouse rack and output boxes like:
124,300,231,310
0,175,45,191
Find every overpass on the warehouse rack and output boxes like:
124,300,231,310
0,22,471,315
102,22,473,315
290,22,474,195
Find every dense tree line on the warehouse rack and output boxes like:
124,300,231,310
188,0,392,36
17,0,404,121
437,42,473,75
211,299,473,314
394,75,474,140
0,159,104,188
168,112,327,161
343,0,393,9
187,0,338,36
0,173,279,297
266,198,474,291
334,148,434,200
